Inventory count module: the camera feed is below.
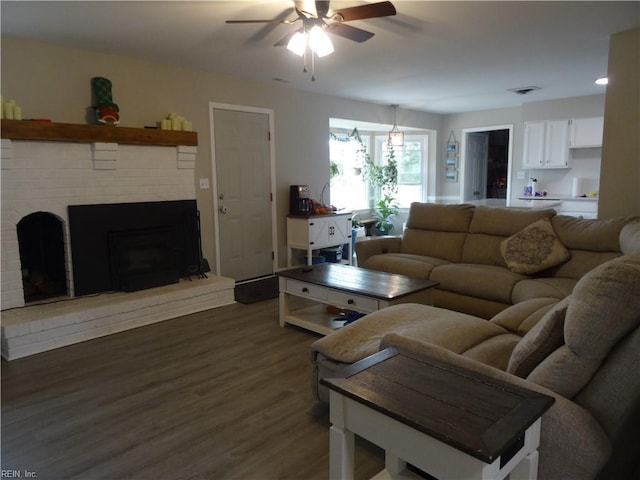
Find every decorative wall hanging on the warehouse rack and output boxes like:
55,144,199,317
445,130,459,182
91,77,120,125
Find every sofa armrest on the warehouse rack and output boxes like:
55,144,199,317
355,236,402,267
379,333,612,480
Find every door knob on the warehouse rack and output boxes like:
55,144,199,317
219,205,229,214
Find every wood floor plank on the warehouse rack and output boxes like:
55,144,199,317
1,298,384,479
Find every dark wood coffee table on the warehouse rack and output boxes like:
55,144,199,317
277,263,438,335
322,348,555,479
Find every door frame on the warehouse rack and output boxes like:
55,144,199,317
208,102,278,277
460,124,514,202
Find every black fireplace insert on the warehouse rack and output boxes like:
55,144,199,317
69,200,203,296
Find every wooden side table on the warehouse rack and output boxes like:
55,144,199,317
321,348,554,480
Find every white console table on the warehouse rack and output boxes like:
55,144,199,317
286,213,353,267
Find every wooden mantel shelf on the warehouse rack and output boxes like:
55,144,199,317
0,120,197,147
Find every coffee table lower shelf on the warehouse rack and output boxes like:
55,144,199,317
280,303,349,335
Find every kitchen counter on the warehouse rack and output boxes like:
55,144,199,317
468,198,562,209
518,195,598,202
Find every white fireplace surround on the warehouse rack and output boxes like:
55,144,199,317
1,138,235,359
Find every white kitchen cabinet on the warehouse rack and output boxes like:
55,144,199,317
557,200,598,219
287,213,352,267
569,117,604,148
523,120,569,169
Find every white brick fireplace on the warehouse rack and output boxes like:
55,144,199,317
1,131,234,359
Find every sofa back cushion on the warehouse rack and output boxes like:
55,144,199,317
620,218,640,254
462,206,557,265
526,252,640,399
546,215,633,279
507,297,569,378
401,203,475,262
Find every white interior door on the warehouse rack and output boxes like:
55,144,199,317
212,107,273,281
465,132,489,201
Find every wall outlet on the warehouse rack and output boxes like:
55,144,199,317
199,178,210,189
516,171,526,180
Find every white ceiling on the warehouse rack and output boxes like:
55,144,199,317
2,1,638,114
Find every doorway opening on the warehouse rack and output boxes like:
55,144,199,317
461,125,513,202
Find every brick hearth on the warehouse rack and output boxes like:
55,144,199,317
1,276,234,360
1,125,235,359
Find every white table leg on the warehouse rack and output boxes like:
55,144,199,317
386,452,409,479
510,450,539,480
330,424,354,480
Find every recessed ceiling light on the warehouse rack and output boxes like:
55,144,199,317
595,77,608,85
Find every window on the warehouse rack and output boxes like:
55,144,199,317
329,130,369,211
376,135,426,207
330,127,430,211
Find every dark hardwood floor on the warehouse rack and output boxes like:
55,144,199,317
1,298,384,479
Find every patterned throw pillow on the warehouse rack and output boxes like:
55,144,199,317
500,218,570,274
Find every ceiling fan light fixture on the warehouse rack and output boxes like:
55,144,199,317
287,31,307,56
388,104,404,146
308,26,334,57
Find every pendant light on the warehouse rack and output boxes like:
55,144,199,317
388,104,404,146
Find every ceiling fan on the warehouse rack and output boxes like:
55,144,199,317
226,1,397,79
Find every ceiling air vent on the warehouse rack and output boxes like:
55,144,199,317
509,86,541,95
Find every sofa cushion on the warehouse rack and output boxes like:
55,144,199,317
507,297,569,378
511,277,576,303
527,252,640,398
491,297,560,335
552,215,632,252
401,203,475,262
430,264,526,304
363,253,448,279
400,229,468,263
500,218,570,274
405,202,475,232
619,218,640,254
310,303,512,365
468,205,556,237
462,206,556,266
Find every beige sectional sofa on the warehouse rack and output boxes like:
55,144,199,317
311,251,640,479
356,202,636,319
310,204,640,479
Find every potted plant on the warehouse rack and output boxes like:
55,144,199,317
374,194,399,234
363,145,399,234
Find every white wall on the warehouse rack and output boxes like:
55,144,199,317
600,28,640,218
1,35,633,273
0,36,441,270
441,95,606,201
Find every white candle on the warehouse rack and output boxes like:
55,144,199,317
4,100,14,120
13,106,22,120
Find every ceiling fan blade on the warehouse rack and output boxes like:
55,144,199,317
327,23,374,43
274,28,302,47
226,19,296,24
331,1,397,22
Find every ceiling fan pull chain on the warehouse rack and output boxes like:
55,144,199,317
311,52,316,81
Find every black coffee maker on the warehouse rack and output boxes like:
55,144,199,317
290,185,312,215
